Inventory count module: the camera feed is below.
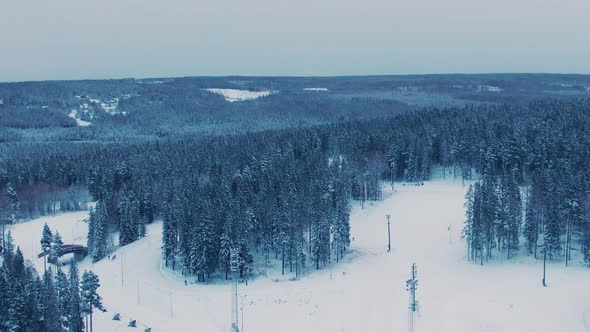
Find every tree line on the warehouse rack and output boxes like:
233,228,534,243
2,99,590,278
0,230,103,332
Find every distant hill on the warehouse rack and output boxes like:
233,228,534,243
1,74,589,141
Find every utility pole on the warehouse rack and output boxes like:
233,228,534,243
230,248,240,332
406,263,418,332
386,214,391,253
169,291,174,319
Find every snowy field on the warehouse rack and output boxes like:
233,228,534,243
205,88,275,102
68,110,92,127
303,88,329,92
8,177,590,332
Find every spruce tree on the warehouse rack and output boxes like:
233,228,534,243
49,232,64,264
81,270,104,332
67,261,83,332
6,182,19,223
0,270,9,331
162,189,178,269
523,187,539,257
41,270,61,332
41,224,53,271
218,223,232,280
88,201,109,262
56,268,70,330
7,248,29,332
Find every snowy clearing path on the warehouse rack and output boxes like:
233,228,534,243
8,179,590,332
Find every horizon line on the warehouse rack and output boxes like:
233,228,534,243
2,72,590,85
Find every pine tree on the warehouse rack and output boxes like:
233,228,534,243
505,173,522,257
0,269,9,331
40,223,53,254
49,232,64,264
523,187,539,257
87,207,96,261
332,177,351,262
7,249,28,332
238,242,253,279
162,189,178,269
544,180,562,259
41,270,61,332
133,194,145,239
462,184,474,260
3,230,15,266
55,268,70,330
40,223,53,271
6,182,19,223
218,223,232,280
88,201,109,262
7,278,28,332
67,261,83,332
80,270,104,332
24,276,44,332
312,214,331,270
582,214,590,267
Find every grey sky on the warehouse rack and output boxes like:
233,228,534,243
1,0,589,82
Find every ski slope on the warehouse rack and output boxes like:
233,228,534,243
8,177,590,332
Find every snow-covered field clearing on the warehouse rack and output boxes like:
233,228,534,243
205,88,275,102
8,177,590,332
68,110,92,127
303,88,329,92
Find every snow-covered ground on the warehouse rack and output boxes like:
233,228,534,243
478,85,503,92
71,95,130,119
303,88,329,92
68,110,92,127
205,88,275,102
8,177,590,332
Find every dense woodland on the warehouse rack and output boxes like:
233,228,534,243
2,98,590,290
0,231,103,332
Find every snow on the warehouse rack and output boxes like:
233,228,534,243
72,95,125,118
205,88,275,102
478,85,503,92
303,88,329,92
0,99,3,105
68,110,92,127
136,79,173,84
8,177,590,332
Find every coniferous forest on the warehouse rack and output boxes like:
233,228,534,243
2,97,590,280
3,0,590,326
1,76,590,331
0,233,103,332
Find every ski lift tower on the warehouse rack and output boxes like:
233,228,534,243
406,263,418,332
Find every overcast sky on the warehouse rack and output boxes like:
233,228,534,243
1,0,589,82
